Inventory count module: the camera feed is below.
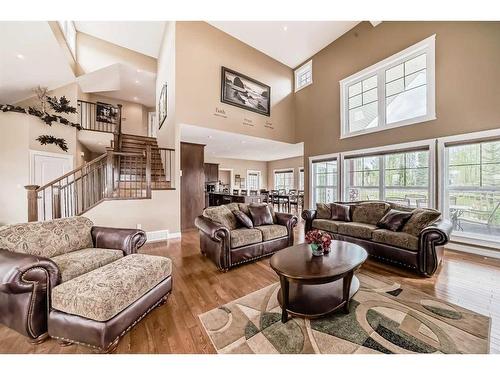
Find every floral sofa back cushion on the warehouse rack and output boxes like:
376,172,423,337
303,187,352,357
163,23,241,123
0,217,94,258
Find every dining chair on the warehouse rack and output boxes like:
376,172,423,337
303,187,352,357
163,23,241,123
232,189,239,195
249,190,258,196
240,189,248,196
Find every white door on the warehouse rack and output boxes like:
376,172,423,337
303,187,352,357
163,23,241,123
31,151,73,220
148,112,158,138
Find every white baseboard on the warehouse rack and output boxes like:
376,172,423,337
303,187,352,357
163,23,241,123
446,242,500,260
146,230,181,243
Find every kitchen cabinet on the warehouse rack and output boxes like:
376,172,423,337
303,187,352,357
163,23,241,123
204,163,219,183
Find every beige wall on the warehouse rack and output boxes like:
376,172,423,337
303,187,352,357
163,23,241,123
295,21,500,207
267,156,304,190
0,113,30,225
76,32,157,76
85,94,149,136
205,156,268,190
83,190,179,233
175,22,296,144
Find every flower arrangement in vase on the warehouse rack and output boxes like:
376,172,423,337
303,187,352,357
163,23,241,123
305,229,332,256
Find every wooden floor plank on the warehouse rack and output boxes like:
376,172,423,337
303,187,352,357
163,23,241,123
0,223,499,354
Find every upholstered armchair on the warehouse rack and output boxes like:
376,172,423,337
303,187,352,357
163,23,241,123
0,217,146,343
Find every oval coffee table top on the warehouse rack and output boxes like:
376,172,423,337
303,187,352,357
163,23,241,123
270,241,368,282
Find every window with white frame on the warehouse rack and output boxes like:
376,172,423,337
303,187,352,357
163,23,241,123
340,35,435,138
274,170,294,192
344,148,431,207
443,138,500,243
299,168,304,190
294,60,312,92
247,170,261,191
58,21,77,59
312,159,338,206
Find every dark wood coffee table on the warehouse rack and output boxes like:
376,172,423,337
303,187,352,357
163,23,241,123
270,241,368,323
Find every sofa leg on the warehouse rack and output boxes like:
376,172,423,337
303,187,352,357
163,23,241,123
28,332,49,345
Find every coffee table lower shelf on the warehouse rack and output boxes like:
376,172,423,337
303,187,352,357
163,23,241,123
277,275,360,322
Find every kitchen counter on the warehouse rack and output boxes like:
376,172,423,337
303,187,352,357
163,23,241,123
206,192,264,206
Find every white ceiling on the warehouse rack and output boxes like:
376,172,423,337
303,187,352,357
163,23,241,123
0,21,75,104
75,21,166,58
77,63,156,107
208,21,360,68
181,124,303,162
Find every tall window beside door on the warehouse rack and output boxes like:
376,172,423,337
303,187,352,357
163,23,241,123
274,170,294,192
247,171,260,191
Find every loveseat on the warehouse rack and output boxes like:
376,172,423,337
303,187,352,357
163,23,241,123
195,203,298,271
302,201,452,277
0,216,146,342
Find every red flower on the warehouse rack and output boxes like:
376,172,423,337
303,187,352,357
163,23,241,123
305,229,332,251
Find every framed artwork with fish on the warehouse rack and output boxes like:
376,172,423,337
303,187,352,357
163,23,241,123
220,66,271,116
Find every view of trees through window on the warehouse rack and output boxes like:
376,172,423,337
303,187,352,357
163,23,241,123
274,170,294,192
344,150,429,206
312,160,337,205
445,140,500,239
247,172,260,190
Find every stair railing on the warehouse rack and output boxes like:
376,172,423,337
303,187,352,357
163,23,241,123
26,148,151,222
77,100,122,134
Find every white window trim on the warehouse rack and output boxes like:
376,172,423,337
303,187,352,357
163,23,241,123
246,169,261,190
339,34,436,139
340,139,436,206
298,167,305,191
294,60,313,92
437,128,500,250
308,153,340,208
274,168,295,190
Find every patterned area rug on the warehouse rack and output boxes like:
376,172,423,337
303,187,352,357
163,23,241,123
199,272,490,354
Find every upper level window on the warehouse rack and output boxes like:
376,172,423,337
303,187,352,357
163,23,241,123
58,21,77,59
295,60,312,92
340,35,435,138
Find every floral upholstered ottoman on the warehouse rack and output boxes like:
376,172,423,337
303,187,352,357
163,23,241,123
48,254,172,353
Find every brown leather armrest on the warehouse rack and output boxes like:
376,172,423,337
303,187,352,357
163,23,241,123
420,219,453,242
275,212,298,228
418,219,452,277
91,226,147,255
194,216,230,242
0,249,60,294
301,209,317,232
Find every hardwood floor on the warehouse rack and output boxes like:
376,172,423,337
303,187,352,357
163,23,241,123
1,224,499,354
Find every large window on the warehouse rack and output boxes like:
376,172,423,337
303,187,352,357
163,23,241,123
299,168,304,191
274,170,294,192
247,170,261,191
340,35,435,138
444,139,500,242
344,149,430,207
312,159,338,206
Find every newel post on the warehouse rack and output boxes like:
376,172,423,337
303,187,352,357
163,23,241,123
25,185,40,222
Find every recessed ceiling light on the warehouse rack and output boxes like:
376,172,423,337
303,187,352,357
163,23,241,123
133,96,139,101
241,140,246,144
136,69,141,73
16,54,25,60
135,80,140,84
208,135,213,139
283,25,288,31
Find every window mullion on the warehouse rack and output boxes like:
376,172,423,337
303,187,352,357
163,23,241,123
380,156,385,200
378,70,386,128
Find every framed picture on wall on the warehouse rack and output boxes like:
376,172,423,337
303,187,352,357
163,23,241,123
221,67,271,117
158,84,167,129
96,102,119,124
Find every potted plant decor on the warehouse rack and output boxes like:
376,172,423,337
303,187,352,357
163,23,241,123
305,229,332,256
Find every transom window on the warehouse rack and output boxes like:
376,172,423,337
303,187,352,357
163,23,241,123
294,60,313,92
312,159,338,206
274,170,294,192
340,35,435,138
344,149,430,207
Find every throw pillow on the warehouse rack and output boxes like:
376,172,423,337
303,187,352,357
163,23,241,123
233,210,253,229
330,203,351,221
248,204,274,226
401,208,441,237
316,203,332,219
377,209,413,232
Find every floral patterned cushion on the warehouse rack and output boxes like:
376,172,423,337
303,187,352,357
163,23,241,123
255,225,287,241
312,219,342,233
338,222,377,239
351,202,390,225
0,217,93,258
51,254,172,322
51,248,124,283
401,208,441,237
203,205,239,230
372,229,419,251
230,228,263,249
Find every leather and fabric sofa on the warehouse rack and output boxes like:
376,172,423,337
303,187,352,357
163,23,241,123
0,217,146,342
195,203,298,271
302,201,452,277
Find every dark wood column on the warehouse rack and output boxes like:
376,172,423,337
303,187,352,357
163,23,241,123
180,142,206,230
